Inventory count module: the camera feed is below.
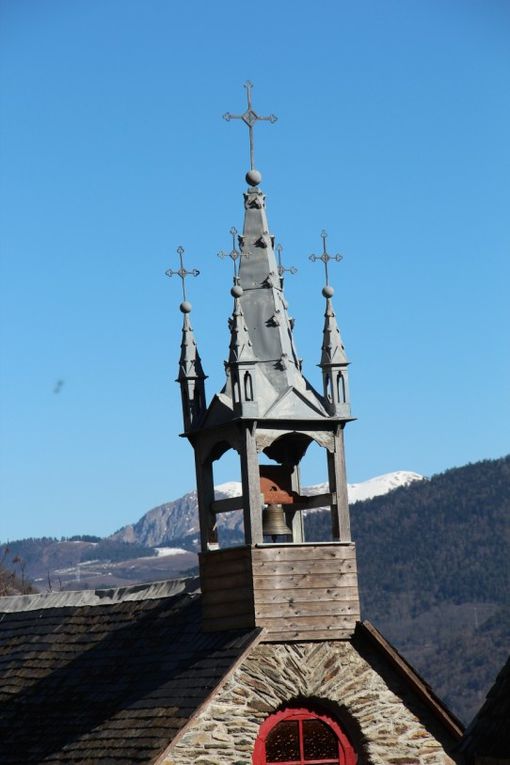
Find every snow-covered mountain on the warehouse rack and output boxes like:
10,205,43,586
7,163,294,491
111,471,424,548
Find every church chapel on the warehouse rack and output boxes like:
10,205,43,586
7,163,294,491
0,85,464,764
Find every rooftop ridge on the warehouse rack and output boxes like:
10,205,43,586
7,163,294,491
0,576,201,613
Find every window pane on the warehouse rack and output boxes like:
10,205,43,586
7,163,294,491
266,720,300,762
303,718,339,760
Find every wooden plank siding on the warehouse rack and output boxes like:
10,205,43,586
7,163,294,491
199,543,360,640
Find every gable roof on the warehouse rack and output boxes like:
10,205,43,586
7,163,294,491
0,578,260,764
458,652,510,763
355,621,464,742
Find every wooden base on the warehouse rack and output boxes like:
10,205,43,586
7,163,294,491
199,543,360,641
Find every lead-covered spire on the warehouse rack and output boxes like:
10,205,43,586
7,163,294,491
227,286,255,366
166,247,207,432
224,283,258,416
309,231,351,418
203,170,330,425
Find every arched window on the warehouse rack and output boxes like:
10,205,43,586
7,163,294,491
244,371,254,401
337,372,345,404
253,707,357,765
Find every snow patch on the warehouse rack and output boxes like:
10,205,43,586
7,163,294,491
304,471,424,507
348,471,424,503
214,481,242,498
154,547,189,557
190,472,423,508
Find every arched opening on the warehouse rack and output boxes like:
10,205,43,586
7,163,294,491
210,445,243,549
244,371,254,401
253,707,358,765
232,373,241,404
324,372,332,402
337,373,345,404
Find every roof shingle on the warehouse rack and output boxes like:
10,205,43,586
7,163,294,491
0,579,260,764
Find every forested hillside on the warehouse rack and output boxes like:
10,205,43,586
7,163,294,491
305,455,510,723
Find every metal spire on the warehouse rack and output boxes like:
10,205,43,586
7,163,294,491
276,243,297,278
309,231,350,416
309,230,343,288
223,81,277,171
228,292,256,365
166,247,206,431
218,226,242,280
165,246,200,306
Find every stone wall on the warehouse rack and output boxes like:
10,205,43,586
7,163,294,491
159,641,456,765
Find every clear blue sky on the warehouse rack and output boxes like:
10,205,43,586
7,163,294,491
1,0,509,541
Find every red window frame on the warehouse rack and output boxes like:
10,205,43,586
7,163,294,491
253,707,357,765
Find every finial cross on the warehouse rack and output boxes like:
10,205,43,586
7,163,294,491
309,230,343,286
218,226,242,279
223,81,277,170
276,243,297,277
165,246,199,302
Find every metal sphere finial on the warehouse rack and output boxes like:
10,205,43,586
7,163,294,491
246,169,262,187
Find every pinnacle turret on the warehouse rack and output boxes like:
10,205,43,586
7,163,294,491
319,290,350,417
176,304,207,432
224,286,258,416
166,247,207,432
309,231,351,418
227,288,255,366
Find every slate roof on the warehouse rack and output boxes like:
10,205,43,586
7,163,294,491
0,578,260,764
458,652,510,763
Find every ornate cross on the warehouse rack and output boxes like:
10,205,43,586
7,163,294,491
218,226,242,279
276,243,297,277
223,81,277,170
165,246,199,302
309,230,343,286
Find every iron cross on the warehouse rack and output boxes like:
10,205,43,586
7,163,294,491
165,246,200,302
218,226,242,279
309,230,343,286
276,243,297,277
223,81,277,170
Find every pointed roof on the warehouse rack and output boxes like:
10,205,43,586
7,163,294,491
204,172,331,425
320,292,349,369
177,306,206,383
227,292,256,365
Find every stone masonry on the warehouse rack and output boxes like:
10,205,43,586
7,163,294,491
158,641,456,765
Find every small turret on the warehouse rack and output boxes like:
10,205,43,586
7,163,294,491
177,301,207,431
320,286,351,418
225,283,258,417
166,246,207,433
309,230,351,417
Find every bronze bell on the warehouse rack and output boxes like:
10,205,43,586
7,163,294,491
262,503,292,540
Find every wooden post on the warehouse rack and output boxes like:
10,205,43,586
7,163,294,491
194,444,217,552
240,422,263,545
327,428,351,542
289,464,304,542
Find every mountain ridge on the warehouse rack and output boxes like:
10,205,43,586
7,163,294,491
110,470,424,548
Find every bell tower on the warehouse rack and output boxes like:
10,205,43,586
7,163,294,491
174,83,360,641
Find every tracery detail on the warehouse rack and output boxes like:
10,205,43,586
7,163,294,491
253,707,357,765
